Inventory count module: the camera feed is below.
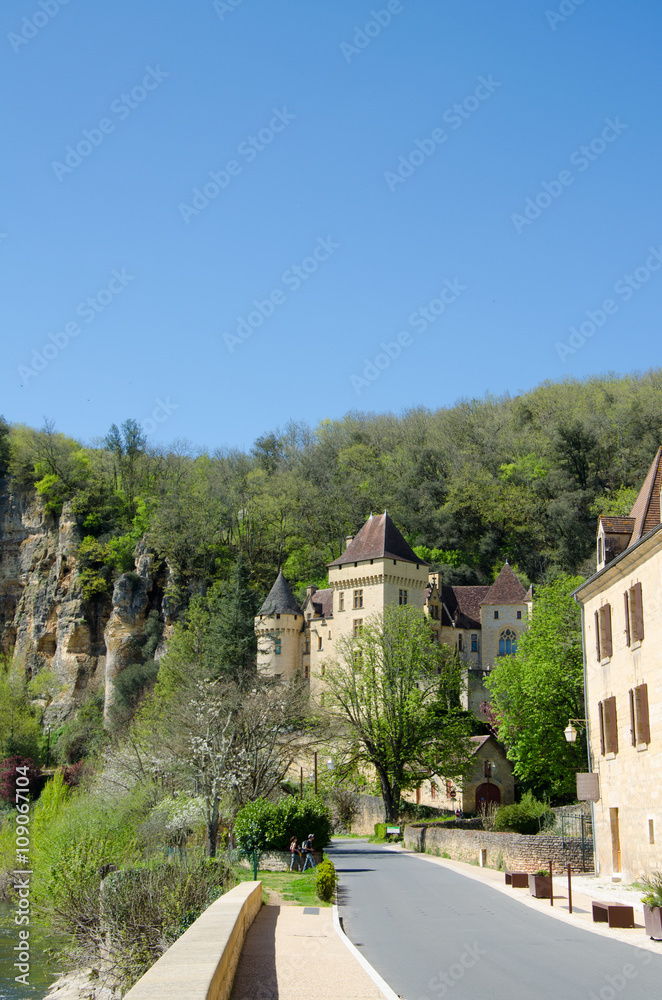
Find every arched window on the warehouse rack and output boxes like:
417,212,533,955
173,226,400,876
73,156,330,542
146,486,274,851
498,628,518,656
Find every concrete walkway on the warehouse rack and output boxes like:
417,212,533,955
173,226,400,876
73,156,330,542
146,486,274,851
229,903,390,1000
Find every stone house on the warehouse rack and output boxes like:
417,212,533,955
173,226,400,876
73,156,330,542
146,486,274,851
413,734,514,814
574,446,662,879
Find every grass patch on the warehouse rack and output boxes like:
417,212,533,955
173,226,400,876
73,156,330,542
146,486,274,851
233,868,331,907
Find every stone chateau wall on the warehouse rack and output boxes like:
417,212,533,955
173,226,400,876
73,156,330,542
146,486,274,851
404,824,594,873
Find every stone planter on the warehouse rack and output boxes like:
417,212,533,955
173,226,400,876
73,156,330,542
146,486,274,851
529,874,552,899
644,904,662,940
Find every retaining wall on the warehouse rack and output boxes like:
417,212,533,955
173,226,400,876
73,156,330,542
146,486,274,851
404,825,594,873
123,880,262,1000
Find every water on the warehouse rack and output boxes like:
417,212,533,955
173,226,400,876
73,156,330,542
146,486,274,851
0,902,71,1000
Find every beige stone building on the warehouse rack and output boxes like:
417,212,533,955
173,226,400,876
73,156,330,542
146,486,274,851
256,513,532,712
413,735,515,814
256,512,529,810
575,447,662,879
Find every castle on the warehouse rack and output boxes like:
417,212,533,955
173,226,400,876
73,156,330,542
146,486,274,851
255,512,532,716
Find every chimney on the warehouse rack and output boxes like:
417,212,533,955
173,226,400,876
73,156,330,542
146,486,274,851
345,535,354,548
306,585,318,598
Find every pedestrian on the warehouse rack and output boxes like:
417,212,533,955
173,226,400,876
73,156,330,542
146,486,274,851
301,833,316,872
289,836,301,872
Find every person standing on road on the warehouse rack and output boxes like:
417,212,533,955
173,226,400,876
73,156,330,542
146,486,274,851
301,833,316,872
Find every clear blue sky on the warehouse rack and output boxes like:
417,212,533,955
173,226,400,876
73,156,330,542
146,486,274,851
2,0,661,451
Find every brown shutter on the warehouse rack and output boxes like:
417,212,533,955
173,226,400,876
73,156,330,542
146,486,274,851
604,695,618,753
594,611,601,661
629,689,636,746
624,592,630,646
603,604,613,657
631,583,644,642
635,684,650,744
598,701,605,756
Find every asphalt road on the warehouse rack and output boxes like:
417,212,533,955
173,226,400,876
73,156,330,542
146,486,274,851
328,839,662,1000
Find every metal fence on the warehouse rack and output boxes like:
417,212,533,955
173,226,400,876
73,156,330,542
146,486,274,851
559,811,593,872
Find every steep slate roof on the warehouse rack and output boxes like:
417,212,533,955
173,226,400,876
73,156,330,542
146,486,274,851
258,571,302,616
441,585,490,629
311,588,333,619
481,563,528,605
328,513,425,567
629,446,662,542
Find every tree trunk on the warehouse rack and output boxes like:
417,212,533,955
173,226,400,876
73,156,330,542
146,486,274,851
377,768,399,823
207,816,219,857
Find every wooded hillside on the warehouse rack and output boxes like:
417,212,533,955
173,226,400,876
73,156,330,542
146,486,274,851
3,369,661,604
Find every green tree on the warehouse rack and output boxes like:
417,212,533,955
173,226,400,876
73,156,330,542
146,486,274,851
325,605,474,822
486,574,586,801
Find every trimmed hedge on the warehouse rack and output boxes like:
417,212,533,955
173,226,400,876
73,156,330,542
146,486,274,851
235,795,332,855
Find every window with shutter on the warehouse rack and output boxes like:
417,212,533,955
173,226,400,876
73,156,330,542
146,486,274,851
598,604,612,658
594,611,601,661
604,695,618,754
629,689,636,746
630,582,644,642
624,591,630,647
598,701,605,756
634,683,650,744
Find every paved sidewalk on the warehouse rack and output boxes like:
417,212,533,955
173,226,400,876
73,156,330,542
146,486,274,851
384,844,662,955
230,903,390,1000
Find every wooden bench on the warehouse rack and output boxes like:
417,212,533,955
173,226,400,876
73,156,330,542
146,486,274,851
504,871,529,888
591,901,635,928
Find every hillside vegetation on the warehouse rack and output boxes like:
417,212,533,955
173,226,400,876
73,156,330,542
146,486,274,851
2,370,660,606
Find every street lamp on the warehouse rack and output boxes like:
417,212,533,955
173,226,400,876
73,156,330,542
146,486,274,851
564,719,587,743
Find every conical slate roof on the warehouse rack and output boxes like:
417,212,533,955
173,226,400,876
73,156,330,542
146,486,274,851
481,563,528,605
258,570,302,616
328,513,425,567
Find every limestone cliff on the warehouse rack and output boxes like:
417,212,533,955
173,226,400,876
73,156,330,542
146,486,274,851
0,478,169,725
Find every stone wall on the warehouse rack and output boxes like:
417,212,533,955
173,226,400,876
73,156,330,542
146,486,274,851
351,794,385,836
404,824,594,873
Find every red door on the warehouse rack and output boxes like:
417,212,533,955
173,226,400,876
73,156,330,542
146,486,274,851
475,782,501,811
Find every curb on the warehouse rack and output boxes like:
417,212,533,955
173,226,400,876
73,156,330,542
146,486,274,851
332,904,400,1000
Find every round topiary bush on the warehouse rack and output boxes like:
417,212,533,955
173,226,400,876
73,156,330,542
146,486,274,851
315,859,337,902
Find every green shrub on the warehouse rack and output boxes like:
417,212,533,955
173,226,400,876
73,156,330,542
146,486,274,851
234,795,332,855
639,871,662,908
374,822,387,841
102,858,233,989
315,859,337,902
492,792,554,835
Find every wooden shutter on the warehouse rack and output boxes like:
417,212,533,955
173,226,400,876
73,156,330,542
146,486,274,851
604,605,613,657
604,695,618,753
595,611,601,661
598,701,605,756
634,684,650,744
630,583,644,642
624,592,630,646
629,689,636,745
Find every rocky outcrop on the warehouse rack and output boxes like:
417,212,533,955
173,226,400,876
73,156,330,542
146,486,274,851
0,479,169,725
103,542,167,720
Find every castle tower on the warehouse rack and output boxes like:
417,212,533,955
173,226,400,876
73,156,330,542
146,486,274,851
255,570,303,681
325,512,429,653
479,563,531,670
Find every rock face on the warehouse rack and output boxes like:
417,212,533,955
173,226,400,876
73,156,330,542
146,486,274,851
0,479,168,725
103,542,167,720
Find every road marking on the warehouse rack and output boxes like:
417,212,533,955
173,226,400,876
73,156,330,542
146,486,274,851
332,904,402,1000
